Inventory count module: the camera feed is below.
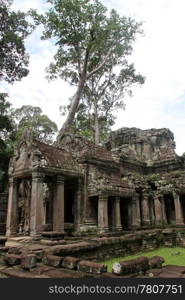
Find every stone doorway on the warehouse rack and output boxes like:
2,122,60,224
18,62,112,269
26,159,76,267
164,194,175,225
86,196,98,225
120,197,132,229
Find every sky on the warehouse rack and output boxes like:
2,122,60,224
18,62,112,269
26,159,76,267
2,0,185,155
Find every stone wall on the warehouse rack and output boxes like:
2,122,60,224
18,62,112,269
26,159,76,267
106,128,177,166
44,229,177,261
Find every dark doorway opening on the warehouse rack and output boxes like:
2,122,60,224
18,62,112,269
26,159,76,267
149,196,155,225
164,194,175,225
87,196,98,224
64,178,77,223
120,197,131,229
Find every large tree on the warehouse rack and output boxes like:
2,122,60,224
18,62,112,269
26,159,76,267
12,105,58,145
0,93,13,192
32,0,143,135
60,62,144,144
83,63,144,144
0,0,33,83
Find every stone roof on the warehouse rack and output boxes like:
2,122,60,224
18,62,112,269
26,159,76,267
106,127,177,165
35,140,79,170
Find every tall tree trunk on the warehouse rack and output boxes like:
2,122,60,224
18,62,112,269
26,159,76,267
94,98,100,145
61,76,86,133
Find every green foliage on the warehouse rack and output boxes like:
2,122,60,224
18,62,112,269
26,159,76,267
148,173,161,182
0,0,34,83
31,0,144,131
0,93,14,192
12,105,58,145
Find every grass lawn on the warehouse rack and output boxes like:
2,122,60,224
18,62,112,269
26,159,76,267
102,247,185,272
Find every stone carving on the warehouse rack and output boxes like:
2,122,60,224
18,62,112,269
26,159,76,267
5,125,185,238
18,179,31,234
106,127,177,165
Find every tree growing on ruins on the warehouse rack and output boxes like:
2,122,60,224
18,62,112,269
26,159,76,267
60,62,144,144
31,0,144,136
0,0,34,83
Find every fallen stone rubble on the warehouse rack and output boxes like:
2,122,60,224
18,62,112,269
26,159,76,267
1,235,185,278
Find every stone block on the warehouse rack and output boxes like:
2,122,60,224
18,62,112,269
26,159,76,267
41,231,65,240
158,271,182,278
77,260,107,274
43,254,63,268
163,265,185,274
34,250,43,261
148,256,165,269
62,256,80,270
112,256,149,275
21,254,37,270
4,254,22,266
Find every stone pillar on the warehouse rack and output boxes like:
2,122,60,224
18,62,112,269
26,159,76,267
74,178,83,233
98,194,108,232
131,193,141,229
154,194,163,226
30,172,45,236
6,177,18,237
113,197,122,231
141,194,150,226
173,192,184,226
53,175,65,232
161,196,167,225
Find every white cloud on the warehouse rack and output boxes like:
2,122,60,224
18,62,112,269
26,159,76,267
2,0,185,154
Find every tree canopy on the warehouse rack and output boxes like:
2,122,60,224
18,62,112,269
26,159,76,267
0,0,33,83
0,93,13,191
12,105,58,145
31,0,144,135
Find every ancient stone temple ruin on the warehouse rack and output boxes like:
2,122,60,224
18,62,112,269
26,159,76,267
5,127,185,238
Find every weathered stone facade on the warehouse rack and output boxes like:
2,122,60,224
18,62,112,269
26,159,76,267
5,127,185,238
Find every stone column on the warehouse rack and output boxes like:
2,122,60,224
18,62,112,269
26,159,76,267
161,196,167,225
74,178,83,233
173,192,184,226
6,177,18,237
30,172,45,236
113,197,122,231
98,194,108,232
154,194,163,226
53,175,65,232
131,193,141,229
141,194,150,226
